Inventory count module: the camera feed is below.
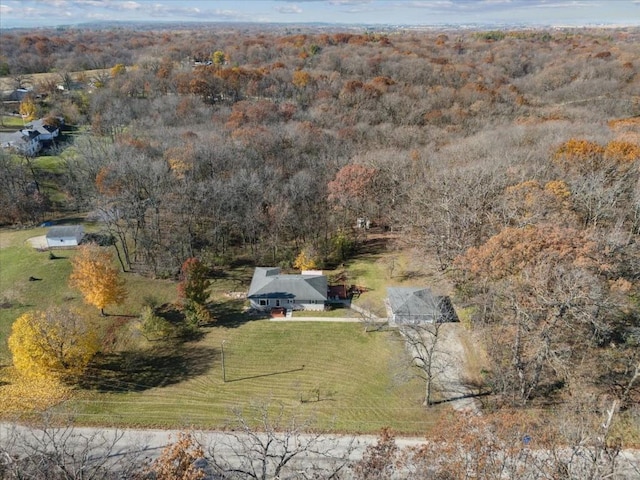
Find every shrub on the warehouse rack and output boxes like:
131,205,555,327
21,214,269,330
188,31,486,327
140,306,173,340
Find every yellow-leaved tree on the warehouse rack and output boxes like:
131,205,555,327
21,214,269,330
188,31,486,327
8,307,99,381
110,63,126,77
70,243,127,315
292,70,311,88
212,50,227,65
19,95,37,122
293,249,317,271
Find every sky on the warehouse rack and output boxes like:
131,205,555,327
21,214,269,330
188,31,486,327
1,0,639,29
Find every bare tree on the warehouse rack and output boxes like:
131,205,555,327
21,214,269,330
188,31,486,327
399,318,448,408
405,401,633,480
206,401,353,479
0,417,148,479
355,297,387,333
351,428,399,480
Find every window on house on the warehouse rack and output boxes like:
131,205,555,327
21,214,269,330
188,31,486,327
259,299,268,306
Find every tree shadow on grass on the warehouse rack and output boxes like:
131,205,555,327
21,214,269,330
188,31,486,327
396,270,428,282
212,268,253,292
356,235,390,257
429,391,491,406
49,216,86,226
208,299,255,329
324,235,391,270
79,344,217,393
226,366,305,383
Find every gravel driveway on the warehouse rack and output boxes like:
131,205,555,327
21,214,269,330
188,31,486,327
433,323,482,413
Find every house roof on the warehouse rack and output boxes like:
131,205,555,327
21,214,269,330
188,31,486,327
46,225,84,239
248,267,327,301
13,130,39,141
27,119,59,135
1,117,61,150
2,88,31,102
387,287,458,323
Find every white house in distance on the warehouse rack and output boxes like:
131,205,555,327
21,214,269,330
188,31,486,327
247,267,328,312
46,225,84,248
0,117,63,156
2,130,41,156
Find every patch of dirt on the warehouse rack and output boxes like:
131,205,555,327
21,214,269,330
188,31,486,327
26,235,48,249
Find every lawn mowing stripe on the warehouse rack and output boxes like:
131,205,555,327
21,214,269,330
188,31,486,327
58,320,439,433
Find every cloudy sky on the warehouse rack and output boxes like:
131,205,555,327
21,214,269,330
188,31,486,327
1,0,639,29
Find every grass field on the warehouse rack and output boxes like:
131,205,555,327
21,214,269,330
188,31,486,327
0,227,178,363
0,115,25,129
63,320,437,434
33,155,68,174
342,235,441,316
0,227,75,363
0,226,443,433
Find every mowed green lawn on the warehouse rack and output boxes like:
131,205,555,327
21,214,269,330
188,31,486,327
65,320,436,434
0,115,25,129
1,227,441,434
0,228,177,363
0,228,76,363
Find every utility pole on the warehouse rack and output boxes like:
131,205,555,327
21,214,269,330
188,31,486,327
221,340,227,383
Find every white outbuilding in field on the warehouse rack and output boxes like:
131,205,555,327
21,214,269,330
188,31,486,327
45,225,84,248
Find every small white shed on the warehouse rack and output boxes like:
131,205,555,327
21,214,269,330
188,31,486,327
46,225,84,248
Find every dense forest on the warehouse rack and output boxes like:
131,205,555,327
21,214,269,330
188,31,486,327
1,25,639,411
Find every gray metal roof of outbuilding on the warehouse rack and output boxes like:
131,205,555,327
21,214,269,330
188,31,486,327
46,225,84,238
387,287,458,323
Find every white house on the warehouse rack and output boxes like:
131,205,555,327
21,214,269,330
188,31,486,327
247,267,328,312
2,130,42,156
27,118,61,141
46,225,84,248
1,117,62,156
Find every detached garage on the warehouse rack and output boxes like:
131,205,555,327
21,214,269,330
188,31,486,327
46,225,84,248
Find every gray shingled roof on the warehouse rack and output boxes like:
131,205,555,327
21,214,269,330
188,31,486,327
27,118,59,135
248,267,327,301
387,287,458,324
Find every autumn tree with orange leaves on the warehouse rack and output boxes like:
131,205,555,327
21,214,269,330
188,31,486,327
553,138,640,229
69,243,127,316
352,427,399,480
405,403,626,479
148,432,206,480
292,69,311,88
500,179,575,228
454,225,621,404
328,163,379,229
